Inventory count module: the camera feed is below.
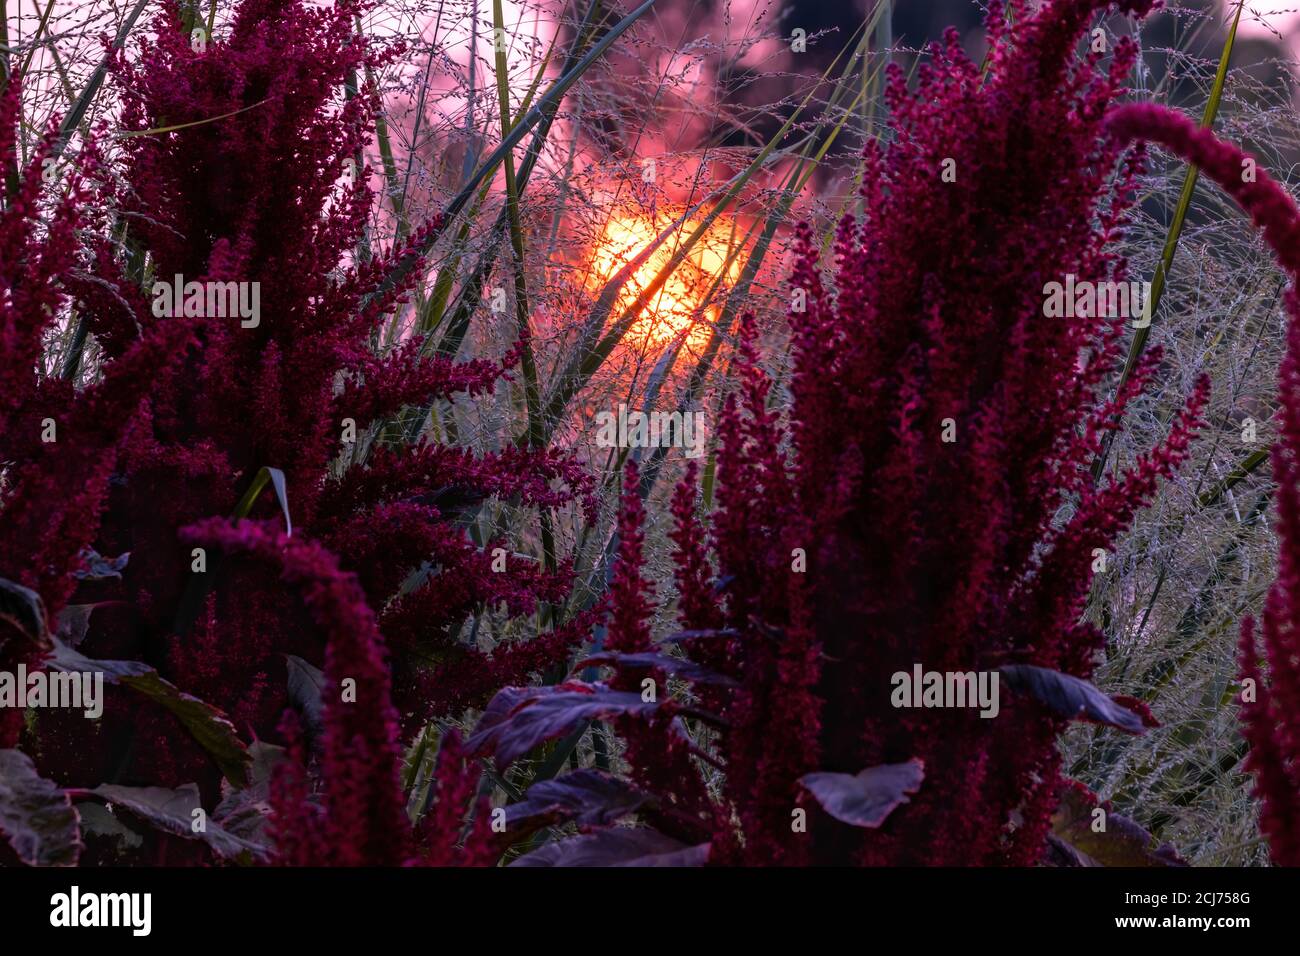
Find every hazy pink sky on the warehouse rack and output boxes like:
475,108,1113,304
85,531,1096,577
1231,1,1300,71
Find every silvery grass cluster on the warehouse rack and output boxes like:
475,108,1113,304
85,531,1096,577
1069,0,1300,866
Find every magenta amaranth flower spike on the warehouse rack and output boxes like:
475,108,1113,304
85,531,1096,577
413,729,500,867
733,0,1206,867
601,464,714,831
5,0,589,867
184,518,410,866
0,75,192,756
471,0,1211,866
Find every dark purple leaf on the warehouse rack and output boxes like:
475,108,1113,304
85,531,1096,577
800,759,925,828
0,576,48,646
468,682,663,768
999,665,1148,734
467,685,546,757
55,604,96,648
510,827,709,867
213,742,287,847
1050,781,1186,867
503,769,652,836
55,601,122,649
1045,832,1097,867
73,548,130,581
0,749,81,866
47,639,250,787
85,784,270,863
576,651,737,687
77,803,143,850
284,654,326,747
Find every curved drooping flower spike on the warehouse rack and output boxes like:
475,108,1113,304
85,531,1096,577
1107,102,1300,866
181,518,410,866
1107,105,1300,275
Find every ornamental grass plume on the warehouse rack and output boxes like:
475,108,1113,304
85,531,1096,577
472,0,1211,866
1099,102,1300,865
1,0,589,866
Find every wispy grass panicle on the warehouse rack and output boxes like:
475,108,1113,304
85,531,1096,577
1105,100,1300,865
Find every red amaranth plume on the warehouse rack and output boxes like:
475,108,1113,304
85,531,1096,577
182,519,410,866
1104,102,1300,865
607,464,657,659
601,465,713,832
680,0,1203,865
703,321,821,865
764,0,1205,866
414,729,499,867
667,460,721,636
0,75,191,751
14,0,591,855
469,0,1208,867
0,0,593,872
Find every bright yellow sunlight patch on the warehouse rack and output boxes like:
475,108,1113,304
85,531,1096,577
584,209,742,351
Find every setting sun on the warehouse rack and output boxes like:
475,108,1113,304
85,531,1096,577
583,210,742,351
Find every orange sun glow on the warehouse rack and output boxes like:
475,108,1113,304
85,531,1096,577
583,210,742,351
